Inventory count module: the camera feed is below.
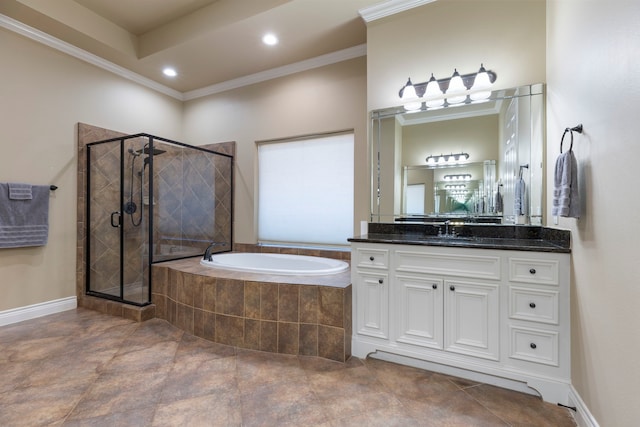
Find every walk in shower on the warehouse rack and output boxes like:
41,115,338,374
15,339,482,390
86,134,233,306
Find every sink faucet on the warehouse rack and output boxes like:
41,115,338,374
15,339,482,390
441,220,457,238
203,242,227,261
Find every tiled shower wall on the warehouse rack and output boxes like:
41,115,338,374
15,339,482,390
77,123,234,320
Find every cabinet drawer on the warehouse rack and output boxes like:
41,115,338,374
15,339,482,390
509,258,559,286
509,326,559,366
355,248,389,269
509,287,559,325
396,250,501,280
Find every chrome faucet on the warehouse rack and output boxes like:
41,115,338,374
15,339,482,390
440,220,456,238
203,242,227,261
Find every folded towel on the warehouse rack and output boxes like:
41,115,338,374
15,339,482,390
8,183,32,200
514,178,526,215
552,151,580,218
0,183,50,248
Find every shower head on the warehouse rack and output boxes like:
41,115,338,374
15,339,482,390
132,146,167,156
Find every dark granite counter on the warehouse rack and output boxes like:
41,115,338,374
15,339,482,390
348,223,571,253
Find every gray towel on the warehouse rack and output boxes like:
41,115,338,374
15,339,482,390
514,178,526,215
494,189,503,213
552,151,580,218
8,183,32,200
0,183,50,248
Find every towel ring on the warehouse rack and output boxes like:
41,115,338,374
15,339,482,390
560,124,583,153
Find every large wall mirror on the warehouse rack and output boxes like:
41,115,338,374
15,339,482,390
370,84,544,225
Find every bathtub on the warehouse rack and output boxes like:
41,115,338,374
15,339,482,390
200,252,349,275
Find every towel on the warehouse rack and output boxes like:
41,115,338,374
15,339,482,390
8,183,32,200
494,188,503,213
0,183,50,248
514,178,526,215
552,151,581,218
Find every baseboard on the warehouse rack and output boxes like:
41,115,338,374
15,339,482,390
0,296,77,326
568,385,600,427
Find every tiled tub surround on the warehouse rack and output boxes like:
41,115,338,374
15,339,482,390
152,252,352,362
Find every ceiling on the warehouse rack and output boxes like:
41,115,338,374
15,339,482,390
0,0,399,97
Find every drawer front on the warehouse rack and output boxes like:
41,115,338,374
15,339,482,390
509,258,559,286
509,287,559,325
355,248,389,269
396,250,501,280
509,326,559,366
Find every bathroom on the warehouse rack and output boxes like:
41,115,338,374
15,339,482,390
1,1,639,426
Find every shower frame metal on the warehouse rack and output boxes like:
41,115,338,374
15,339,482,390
85,133,233,306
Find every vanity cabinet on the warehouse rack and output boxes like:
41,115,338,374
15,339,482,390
351,241,571,404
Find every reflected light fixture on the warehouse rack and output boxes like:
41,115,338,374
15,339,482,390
426,152,470,164
398,65,496,111
443,173,472,181
445,184,466,189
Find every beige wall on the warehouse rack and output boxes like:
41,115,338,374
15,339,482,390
0,28,183,311
366,0,546,111
547,1,640,425
182,57,368,244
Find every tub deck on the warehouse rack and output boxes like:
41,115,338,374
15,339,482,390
151,256,352,362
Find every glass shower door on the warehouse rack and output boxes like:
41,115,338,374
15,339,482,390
86,136,151,306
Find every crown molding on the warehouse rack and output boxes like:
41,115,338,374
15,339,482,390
0,14,184,100
359,0,437,23
2,13,367,103
183,44,367,101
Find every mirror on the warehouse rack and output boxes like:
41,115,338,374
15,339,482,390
370,84,544,225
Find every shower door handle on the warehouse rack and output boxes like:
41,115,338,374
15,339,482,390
110,211,122,228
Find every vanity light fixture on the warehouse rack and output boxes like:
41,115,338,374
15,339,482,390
426,152,469,164
398,65,497,111
443,173,472,181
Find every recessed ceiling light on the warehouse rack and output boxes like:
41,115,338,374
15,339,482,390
262,33,278,46
163,67,177,77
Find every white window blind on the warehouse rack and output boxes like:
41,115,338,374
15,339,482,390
258,132,354,246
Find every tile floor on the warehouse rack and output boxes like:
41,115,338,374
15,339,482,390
0,308,576,426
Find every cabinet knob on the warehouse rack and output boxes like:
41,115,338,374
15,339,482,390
449,285,455,291
529,302,536,309
378,278,384,284
432,284,438,289
529,268,536,274
370,256,375,261
530,343,537,349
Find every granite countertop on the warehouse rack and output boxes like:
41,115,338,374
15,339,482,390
348,224,571,253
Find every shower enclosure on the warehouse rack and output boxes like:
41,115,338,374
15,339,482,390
86,134,233,306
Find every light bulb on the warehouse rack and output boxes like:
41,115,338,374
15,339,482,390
470,64,493,101
401,78,422,111
446,69,467,104
424,74,444,108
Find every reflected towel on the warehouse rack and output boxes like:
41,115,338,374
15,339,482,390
0,183,50,248
514,178,526,215
552,151,580,218
494,189,503,213
8,183,32,200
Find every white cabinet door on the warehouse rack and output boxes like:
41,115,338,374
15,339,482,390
395,274,444,349
444,280,500,361
354,270,389,339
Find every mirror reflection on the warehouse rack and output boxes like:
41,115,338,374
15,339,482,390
370,84,544,225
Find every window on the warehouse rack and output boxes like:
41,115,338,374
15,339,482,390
257,132,354,246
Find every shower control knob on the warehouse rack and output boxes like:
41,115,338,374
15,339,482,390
529,268,536,274
529,302,536,308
